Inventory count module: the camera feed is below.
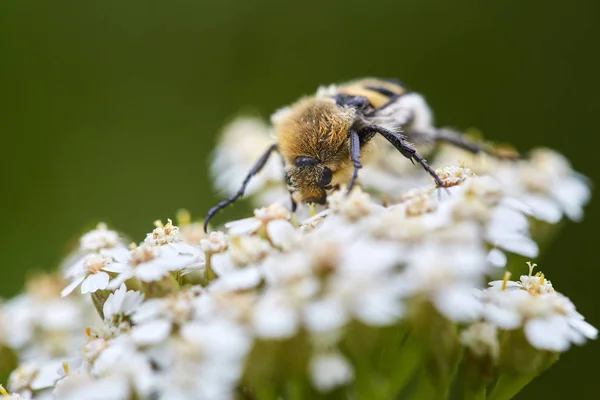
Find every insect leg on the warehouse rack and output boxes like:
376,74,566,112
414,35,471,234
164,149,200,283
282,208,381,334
347,129,362,193
204,144,278,232
360,125,444,187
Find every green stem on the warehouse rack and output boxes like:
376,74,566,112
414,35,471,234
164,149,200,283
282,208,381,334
487,373,536,400
461,388,487,400
378,333,422,399
410,371,438,400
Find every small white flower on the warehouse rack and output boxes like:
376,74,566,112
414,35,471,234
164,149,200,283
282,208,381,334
0,384,31,400
8,360,62,392
148,319,251,400
225,203,291,236
482,269,597,352
1,291,92,357
200,231,229,254
107,244,200,288
398,242,486,323
131,291,200,345
252,290,299,339
103,284,144,329
436,164,475,188
309,352,354,392
53,372,131,400
482,148,591,223
460,322,499,360
91,336,155,397
62,254,117,297
79,223,124,254
327,186,381,220
211,235,271,277
144,219,199,255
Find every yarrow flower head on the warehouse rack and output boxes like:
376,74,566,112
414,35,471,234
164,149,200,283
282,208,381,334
482,264,597,352
2,114,595,399
62,254,116,297
79,223,124,254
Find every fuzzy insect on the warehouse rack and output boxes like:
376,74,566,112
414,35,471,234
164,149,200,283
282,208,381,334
204,78,514,231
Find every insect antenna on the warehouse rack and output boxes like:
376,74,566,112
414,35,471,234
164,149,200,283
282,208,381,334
204,144,278,232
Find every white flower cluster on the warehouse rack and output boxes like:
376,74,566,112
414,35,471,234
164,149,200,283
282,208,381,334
0,119,594,399
212,118,590,227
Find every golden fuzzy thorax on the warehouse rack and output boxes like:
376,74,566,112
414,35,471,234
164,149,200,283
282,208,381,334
273,98,357,203
274,98,355,164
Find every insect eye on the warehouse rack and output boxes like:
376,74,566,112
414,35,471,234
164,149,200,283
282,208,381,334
319,167,333,187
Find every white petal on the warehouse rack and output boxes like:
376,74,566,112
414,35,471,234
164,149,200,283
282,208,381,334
31,361,61,390
225,218,262,236
131,319,172,345
135,262,169,282
303,299,348,333
488,280,520,290
309,353,354,392
493,235,539,258
483,304,522,329
551,176,590,221
267,220,297,249
210,268,262,291
252,295,298,339
520,194,562,224
487,248,507,268
61,276,85,297
211,253,236,277
568,317,598,340
354,289,404,326
102,262,131,274
524,317,570,352
169,242,201,256
132,299,165,323
433,287,482,323
107,272,133,290
80,272,110,294
181,320,251,359
103,284,127,319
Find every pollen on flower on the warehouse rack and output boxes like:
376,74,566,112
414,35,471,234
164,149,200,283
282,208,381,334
519,272,554,295
435,164,475,188
7,364,38,393
254,203,291,223
527,261,537,276
145,219,181,246
502,271,512,291
85,254,112,274
400,189,437,217
62,361,70,376
79,223,121,253
327,186,376,220
201,231,229,254
82,337,109,363
229,235,271,266
166,291,199,324
130,245,157,266
0,384,9,396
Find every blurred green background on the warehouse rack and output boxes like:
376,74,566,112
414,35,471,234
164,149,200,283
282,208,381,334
1,0,598,397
